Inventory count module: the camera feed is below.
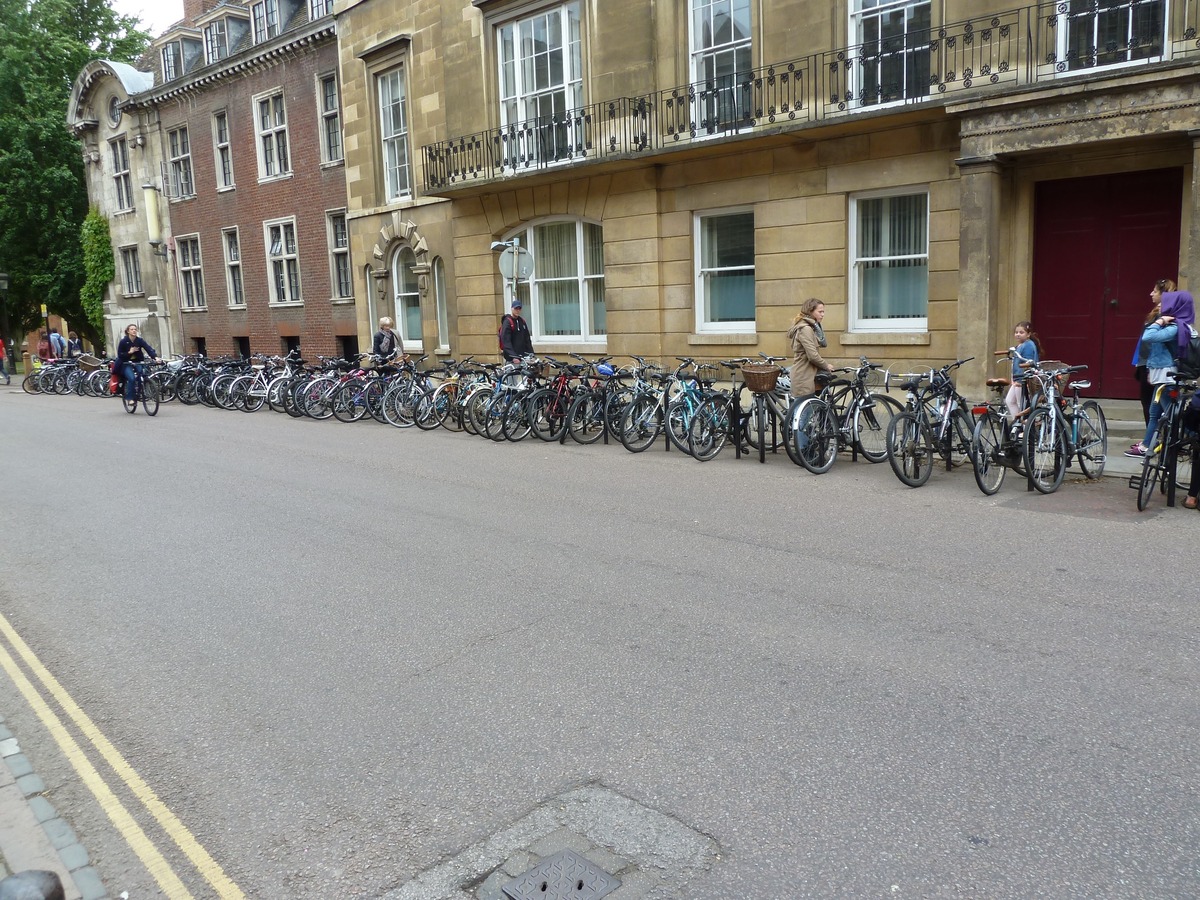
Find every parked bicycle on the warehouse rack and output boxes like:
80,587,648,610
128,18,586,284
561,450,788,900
885,357,975,487
1131,373,1197,511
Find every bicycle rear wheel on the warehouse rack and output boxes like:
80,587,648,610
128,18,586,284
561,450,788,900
887,412,933,487
502,395,533,441
1074,400,1107,479
853,393,903,462
1024,407,1068,494
619,395,662,453
122,386,137,414
946,408,974,468
567,391,605,444
971,410,1007,496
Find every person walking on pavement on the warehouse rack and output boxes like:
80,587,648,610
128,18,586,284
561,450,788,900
371,316,403,359
49,328,66,358
37,331,54,362
0,335,10,385
66,331,84,359
499,299,532,363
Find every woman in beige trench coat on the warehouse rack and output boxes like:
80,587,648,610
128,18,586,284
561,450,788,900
787,298,835,398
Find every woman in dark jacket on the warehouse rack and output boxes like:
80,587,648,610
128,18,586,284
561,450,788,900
116,324,159,401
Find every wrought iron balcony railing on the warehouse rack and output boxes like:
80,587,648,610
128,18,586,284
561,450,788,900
422,0,1199,192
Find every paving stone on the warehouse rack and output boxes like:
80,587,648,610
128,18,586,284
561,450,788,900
0,726,12,742
58,843,90,872
474,869,509,900
71,866,106,900
500,851,537,877
582,846,630,877
527,827,592,858
604,869,655,900
27,796,57,825
16,774,45,797
0,738,18,758
42,818,79,852
5,754,32,779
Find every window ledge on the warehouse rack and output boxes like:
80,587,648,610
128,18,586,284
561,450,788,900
122,291,145,299
228,304,247,311
268,301,304,308
181,306,208,313
331,298,356,306
113,208,137,217
840,332,930,346
257,172,294,185
688,333,758,346
169,195,196,203
320,159,345,170
217,185,236,193
534,342,607,354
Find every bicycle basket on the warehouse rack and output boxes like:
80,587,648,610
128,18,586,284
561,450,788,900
742,363,781,393
77,354,103,372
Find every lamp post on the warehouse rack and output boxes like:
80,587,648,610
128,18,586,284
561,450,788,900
0,272,10,375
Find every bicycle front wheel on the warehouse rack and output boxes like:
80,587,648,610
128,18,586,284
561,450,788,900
619,395,662,453
688,396,730,462
142,378,160,416
1074,400,1108,479
887,412,933,487
122,387,137,414
794,398,838,474
946,408,975,469
853,393,903,462
970,410,1008,496
1024,407,1068,494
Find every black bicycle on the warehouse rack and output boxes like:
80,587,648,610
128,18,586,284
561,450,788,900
121,361,162,416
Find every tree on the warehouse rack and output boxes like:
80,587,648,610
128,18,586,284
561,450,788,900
0,0,149,352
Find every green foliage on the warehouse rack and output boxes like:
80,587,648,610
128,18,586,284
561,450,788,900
0,0,150,342
80,208,113,332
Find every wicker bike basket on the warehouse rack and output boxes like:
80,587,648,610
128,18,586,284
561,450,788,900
741,363,781,393
77,353,104,372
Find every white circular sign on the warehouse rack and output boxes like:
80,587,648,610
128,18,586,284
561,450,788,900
498,246,535,281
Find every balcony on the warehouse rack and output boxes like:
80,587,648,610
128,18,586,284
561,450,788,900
422,1,1200,193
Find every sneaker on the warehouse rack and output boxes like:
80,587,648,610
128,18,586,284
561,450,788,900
1124,444,1147,458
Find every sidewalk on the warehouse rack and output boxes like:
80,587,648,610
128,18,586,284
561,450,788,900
0,713,99,900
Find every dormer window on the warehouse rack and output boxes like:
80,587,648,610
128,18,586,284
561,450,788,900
204,20,228,63
310,0,332,17
252,0,280,43
162,41,182,81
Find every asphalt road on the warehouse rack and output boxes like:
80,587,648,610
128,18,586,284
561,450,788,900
0,390,1195,899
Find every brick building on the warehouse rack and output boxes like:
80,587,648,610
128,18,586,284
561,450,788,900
72,0,354,361
336,0,1200,399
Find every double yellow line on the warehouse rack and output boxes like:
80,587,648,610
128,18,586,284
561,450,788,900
0,611,243,899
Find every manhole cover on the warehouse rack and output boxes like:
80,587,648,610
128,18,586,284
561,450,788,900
501,849,621,900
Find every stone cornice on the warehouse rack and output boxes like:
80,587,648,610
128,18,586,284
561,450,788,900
128,21,335,107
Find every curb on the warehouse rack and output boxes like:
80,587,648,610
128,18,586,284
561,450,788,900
0,715,96,900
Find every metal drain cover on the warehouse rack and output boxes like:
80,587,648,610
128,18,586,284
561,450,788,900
501,849,621,900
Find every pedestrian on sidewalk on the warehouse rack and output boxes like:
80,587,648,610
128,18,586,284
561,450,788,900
0,335,10,385
787,298,835,398
1126,289,1196,458
1132,279,1173,425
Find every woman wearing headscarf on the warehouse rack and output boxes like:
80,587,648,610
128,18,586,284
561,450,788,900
1126,289,1196,458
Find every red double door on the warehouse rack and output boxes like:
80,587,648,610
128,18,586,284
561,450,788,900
1031,167,1183,399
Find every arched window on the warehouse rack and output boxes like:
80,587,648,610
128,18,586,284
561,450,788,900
503,219,605,342
391,246,422,348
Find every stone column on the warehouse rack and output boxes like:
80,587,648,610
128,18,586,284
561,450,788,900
1185,132,1200,290
954,155,1004,399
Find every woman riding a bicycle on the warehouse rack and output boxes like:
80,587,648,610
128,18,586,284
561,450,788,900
117,324,160,402
787,298,835,398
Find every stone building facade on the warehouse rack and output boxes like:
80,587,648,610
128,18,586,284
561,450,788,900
72,0,355,360
336,0,1200,399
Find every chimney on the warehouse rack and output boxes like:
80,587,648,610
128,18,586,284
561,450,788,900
182,0,220,24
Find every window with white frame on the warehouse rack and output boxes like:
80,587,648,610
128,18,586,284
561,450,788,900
378,68,410,200
111,137,133,211
310,0,333,17
177,236,206,309
850,0,931,106
119,247,142,295
850,188,928,331
204,19,228,63
391,247,422,347
161,41,182,81
223,228,245,307
265,219,301,304
252,0,280,43
328,212,352,300
504,220,605,341
434,256,449,350
690,0,752,131
1055,0,1164,71
255,92,290,180
168,126,194,198
695,211,754,331
213,111,234,189
319,74,343,163
497,3,584,162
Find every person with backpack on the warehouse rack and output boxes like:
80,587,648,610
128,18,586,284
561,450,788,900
1132,279,1173,426
1126,289,1196,458
499,298,532,363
